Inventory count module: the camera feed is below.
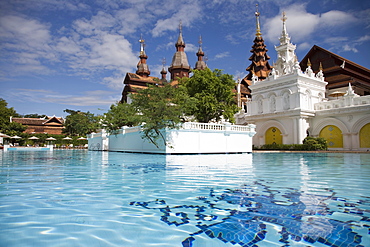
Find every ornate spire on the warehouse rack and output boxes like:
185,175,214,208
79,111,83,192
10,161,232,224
279,11,290,45
255,4,262,37
274,12,297,76
160,57,167,81
175,21,185,49
244,5,271,81
195,35,207,70
139,34,146,56
307,58,312,67
169,21,190,80
136,35,150,77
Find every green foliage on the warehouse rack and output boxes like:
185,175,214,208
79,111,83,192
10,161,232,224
22,113,48,118
131,83,196,147
102,69,239,147
102,102,141,134
0,98,26,135
62,109,100,136
255,137,328,151
303,136,328,150
180,68,239,123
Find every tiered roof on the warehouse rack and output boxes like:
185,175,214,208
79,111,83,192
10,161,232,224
194,36,207,70
168,22,191,80
300,45,370,96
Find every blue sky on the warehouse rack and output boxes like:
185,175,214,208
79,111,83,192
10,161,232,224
1,0,369,117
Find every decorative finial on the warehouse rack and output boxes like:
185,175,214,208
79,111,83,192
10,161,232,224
281,11,287,23
162,57,166,67
179,20,182,34
198,35,203,47
319,62,323,71
307,58,312,67
255,4,262,37
139,34,145,56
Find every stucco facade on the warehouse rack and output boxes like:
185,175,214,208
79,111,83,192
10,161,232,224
235,13,370,151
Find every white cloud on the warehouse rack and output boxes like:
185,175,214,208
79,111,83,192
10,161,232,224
297,42,312,52
320,10,356,27
214,52,230,59
185,43,198,53
264,4,358,44
357,35,370,43
8,88,117,107
151,0,202,37
342,44,358,53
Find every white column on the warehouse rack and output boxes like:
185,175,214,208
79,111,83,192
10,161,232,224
342,133,351,150
295,117,307,144
351,133,359,150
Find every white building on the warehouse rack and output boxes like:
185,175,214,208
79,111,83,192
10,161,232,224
235,13,370,151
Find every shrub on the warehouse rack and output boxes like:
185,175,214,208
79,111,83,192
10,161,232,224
254,137,328,151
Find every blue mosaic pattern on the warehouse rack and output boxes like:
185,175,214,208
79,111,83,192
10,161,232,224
131,181,370,246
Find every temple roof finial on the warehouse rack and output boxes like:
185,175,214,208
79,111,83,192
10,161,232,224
195,35,207,70
176,20,185,47
139,34,146,56
255,4,262,37
279,11,290,45
307,58,312,67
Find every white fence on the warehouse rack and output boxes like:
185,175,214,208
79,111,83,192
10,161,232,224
88,122,256,154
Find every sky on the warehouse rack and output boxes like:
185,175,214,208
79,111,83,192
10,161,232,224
1,0,369,117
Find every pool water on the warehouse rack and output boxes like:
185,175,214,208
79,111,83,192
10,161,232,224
0,150,369,247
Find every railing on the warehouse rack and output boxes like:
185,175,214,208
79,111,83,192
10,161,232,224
183,122,254,132
122,126,141,133
315,95,370,110
183,122,225,131
230,125,254,132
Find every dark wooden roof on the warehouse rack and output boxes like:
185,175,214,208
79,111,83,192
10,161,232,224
300,45,370,96
12,116,64,126
120,73,163,103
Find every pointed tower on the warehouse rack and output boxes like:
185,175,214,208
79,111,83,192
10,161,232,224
245,4,272,81
136,35,150,77
160,58,167,82
168,22,191,80
274,12,298,75
194,36,207,70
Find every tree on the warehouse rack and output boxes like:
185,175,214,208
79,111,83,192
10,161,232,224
23,113,47,118
102,102,141,134
180,68,239,123
63,109,100,136
0,98,26,135
130,83,196,147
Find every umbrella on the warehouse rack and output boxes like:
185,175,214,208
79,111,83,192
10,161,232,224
329,91,345,99
11,135,22,139
46,137,56,141
0,133,10,138
28,136,39,140
77,137,87,140
63,137,72,140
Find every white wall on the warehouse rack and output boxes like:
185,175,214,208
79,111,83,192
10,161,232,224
88,123,256,154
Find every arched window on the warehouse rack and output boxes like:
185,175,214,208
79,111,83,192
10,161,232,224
265,127,282,145
360,123,370,148
319,125,343,148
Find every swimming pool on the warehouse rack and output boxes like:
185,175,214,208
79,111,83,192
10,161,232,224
0,150,369,246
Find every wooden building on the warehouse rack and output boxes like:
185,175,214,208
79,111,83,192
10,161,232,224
300,45,370,97
11,116,64,135
120,23,207,104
